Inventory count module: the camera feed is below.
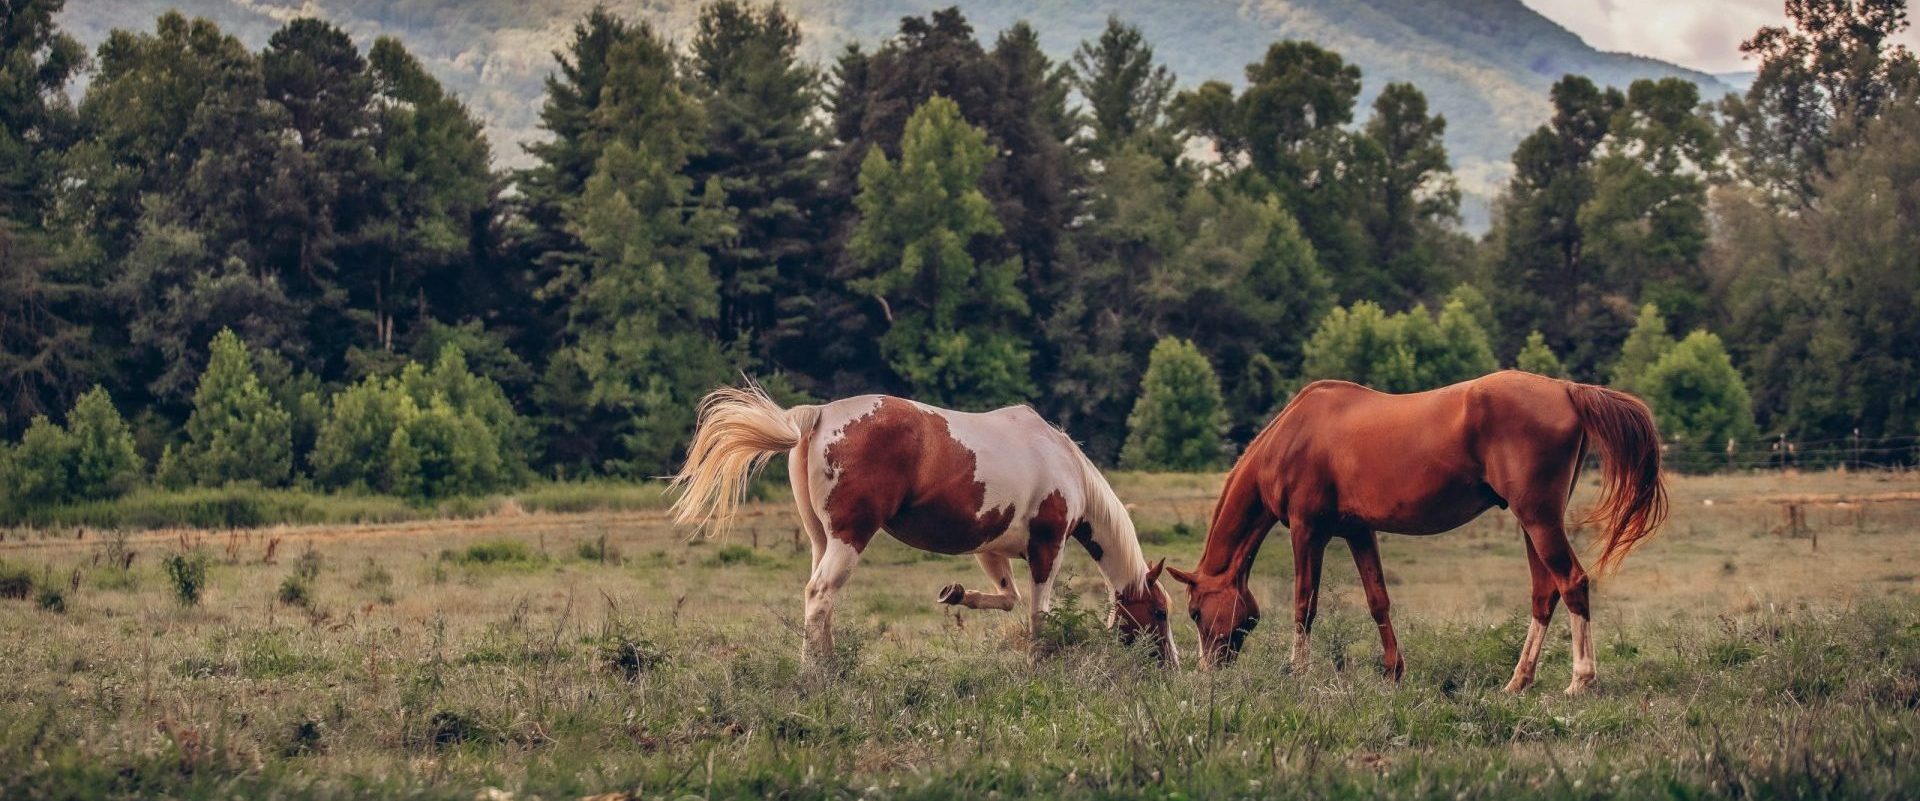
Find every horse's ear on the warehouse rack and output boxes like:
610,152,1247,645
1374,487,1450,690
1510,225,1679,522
1164,565,1199,587
1145,558,1166,584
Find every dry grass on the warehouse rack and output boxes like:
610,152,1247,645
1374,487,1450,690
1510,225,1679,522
0,469,1916,799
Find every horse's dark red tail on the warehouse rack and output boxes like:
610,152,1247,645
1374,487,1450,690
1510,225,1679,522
1567,383,1668,572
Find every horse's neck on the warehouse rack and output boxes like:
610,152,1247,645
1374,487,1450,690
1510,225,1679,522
1197,466,1269,582
1086,520,1145,593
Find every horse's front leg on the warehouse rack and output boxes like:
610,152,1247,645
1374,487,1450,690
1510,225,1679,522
936,553,1020,610
803,533,865,668
1024,537,1062,664
1290,521,1330,675
1346,529,1404,682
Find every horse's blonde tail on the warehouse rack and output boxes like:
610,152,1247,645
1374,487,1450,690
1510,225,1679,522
670,383,818,537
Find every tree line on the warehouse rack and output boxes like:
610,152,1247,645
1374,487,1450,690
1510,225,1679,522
2,0,1916,496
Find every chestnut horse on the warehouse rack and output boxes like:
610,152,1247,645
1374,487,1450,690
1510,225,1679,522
671,385,1176,666
1167,371,1666,693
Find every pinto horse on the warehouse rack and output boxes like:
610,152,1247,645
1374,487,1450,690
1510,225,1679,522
1166,371,1666,693
671,385,1176,666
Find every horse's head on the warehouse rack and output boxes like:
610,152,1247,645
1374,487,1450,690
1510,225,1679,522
1109,559,1178,666
1165,565,1258,669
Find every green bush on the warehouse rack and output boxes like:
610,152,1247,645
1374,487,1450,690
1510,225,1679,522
1514,330,1565,377
1122,337,1229,471
164,329,293,487
6,416,76,508
2,387,146,513
1641,331,1757,472
0,561,33,599
277,575,311,607
1300,296,1497,393
446,540,534,566
1610,302,1676,395
163,550,211,606
312,349,523,501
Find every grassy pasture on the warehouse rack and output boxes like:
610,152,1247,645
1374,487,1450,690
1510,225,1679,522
0,470,1917,799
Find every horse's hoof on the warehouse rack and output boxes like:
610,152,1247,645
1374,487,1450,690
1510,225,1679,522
936,583,965,605
1383,660,1405,683
1564,674,1595,695
1502,678,1531,694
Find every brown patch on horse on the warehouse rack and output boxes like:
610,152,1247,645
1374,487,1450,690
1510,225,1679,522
1025,491,1069,582
1070,520,1102,561
821,398,1015,554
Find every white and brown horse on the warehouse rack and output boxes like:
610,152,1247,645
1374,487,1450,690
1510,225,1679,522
671,385,1176,666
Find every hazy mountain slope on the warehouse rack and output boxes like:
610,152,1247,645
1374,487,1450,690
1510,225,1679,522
60,0,1733,218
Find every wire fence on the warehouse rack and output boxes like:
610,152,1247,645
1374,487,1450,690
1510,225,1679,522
1658,432,1920,473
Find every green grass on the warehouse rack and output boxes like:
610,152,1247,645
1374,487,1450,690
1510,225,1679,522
0,479,687,532
0,470,1915,799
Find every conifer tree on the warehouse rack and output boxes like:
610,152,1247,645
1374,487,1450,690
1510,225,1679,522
164,329,292,486
1122,337,1229,471
849,97,1032,409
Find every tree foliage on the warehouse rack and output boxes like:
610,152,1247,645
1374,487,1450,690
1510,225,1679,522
161,329,292,488
849,96,1032,409
1300,298,1497,393
1640,331,1756,471
1122,337,1228,472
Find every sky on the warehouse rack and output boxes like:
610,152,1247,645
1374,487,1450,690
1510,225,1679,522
1524,0,1920,75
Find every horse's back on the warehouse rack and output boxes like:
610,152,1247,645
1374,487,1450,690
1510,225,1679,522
1265,372,1582,533
801,395,1087,555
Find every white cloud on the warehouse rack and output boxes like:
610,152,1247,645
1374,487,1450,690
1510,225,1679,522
1523,0,1920,74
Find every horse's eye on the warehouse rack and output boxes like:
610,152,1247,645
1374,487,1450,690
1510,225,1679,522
1189,610,1201,623
1154,610,1168,622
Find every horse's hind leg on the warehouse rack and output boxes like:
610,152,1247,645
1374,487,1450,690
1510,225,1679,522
803,531,867,668
1346,530,1404,681
1512,506,1594,694
937,553,1020,610
1503,535,1560,693
788,444,827,571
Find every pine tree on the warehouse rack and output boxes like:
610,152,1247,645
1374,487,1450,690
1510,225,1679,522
1070,16,1176,157
1354,83,1460,306
848,97,1031,409
1122,337,1228,471
1611,303,1676,395
66,386,144,500
683,1,828,370
0,2,97,431
537,19,731,474
1515,331,1566,378
165,329,292,486
1493,75,1625,374
354,37,496,356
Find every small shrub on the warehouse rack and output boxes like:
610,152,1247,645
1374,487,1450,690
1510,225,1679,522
277,575,312,607
1033,587,1101,652
0,561,36,599
427,709,487,748
36,583,66,613
281,718,324,757
445,540,533,566
291,545,322,581
705,544,762,566
599,635,667,681
163,550,211,606
354,558,393,602
576,534,620,564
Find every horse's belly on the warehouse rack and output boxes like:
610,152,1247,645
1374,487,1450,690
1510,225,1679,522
1342,480,1497,535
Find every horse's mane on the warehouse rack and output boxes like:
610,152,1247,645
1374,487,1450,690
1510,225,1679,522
1071,444,1148,593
